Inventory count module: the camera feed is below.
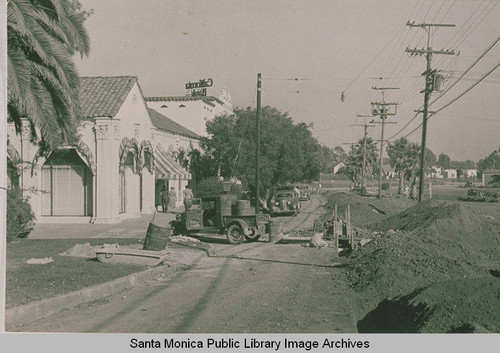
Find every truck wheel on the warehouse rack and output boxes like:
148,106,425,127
244,228,261,242
226,224,244,244
170,221,186,236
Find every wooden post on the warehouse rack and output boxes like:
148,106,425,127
347,204,351,248
334,203,338,250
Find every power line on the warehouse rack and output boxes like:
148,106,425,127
433,0,496,70
430,60,500,114
451,0,498,48
388,30,500,141
438,113,500,122
430,34,500,105
341,29,404,96
395,0,458,99
402,60,500,137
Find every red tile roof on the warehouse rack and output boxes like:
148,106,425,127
148,108,200,140
80,76,137,118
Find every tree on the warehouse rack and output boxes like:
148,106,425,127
401,143,421,199
344,137,378,188
438,153,451,169
387,137,411,195
7,0,91,148
477,148,500,174
202,106,324,200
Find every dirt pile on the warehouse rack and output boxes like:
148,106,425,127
323,192,415,227
357,277,500,333
371,199,497,236
345,199,500,332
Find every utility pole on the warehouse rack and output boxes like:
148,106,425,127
406,21,455,202
371,87,399,198
354,115,375,195
255,73,261,214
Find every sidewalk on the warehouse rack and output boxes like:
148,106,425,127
29,208,184,239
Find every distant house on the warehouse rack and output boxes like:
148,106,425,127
382,165,396,179
465,169,477,178
427,166,444,179
444,169,457,179
333,163,345,174
482,169,500,186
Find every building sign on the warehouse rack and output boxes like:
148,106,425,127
185,78,213,96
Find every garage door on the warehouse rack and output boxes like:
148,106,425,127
41,165,89,216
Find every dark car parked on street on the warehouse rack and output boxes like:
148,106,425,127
271,190,301,216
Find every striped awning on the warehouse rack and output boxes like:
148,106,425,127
155,144,192,180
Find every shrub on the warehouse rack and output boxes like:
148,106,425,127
382,182,390,190
7,188,35,242
484,190,499,198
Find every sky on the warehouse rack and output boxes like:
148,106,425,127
75,0,500,162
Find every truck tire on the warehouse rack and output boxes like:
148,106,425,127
244,228,261,242
226,224,244,244
170,221,186,236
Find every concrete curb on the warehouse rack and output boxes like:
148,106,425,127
5,259,198,328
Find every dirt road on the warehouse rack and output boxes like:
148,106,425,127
11,197,358,333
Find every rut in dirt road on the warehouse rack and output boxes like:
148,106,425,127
11,196,358,333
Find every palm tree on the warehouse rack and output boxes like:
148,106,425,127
345,137,378,189
7,0,90,148
387,137,411,195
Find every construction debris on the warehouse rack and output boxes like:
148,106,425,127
59,243,96,258
26,257,53,265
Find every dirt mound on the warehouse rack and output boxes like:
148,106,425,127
372,199,496,235
324,192,415,227
59,243,96,258
357,277,500,333
369,200,499,265
346,230,487,297
346,199,500,332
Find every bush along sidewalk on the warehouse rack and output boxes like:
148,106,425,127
7,187,35,242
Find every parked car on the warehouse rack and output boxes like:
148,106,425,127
295,184,311,201
271,190,301,216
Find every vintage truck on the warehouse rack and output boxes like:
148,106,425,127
170,194,270,244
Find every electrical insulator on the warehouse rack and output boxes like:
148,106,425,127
341,92,345,102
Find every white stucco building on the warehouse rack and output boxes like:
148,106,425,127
465,169,477,178
427,166,444,179
145,87,233,137
7,76,201,224
333,163,345,174
444,169,457,179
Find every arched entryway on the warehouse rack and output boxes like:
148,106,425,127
41,149,93,216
